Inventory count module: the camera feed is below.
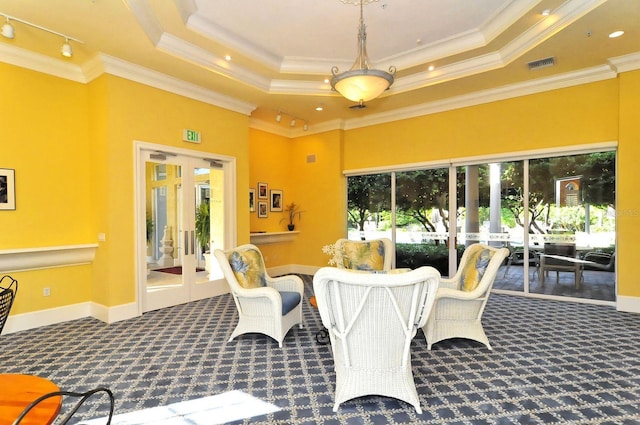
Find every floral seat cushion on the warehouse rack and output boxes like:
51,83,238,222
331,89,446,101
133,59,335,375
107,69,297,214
340,240,386,271
460,246,494,292
228,249,267,289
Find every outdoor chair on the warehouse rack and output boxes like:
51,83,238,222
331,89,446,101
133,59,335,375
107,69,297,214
423,243,509,350
14,387,114,424
583,251,615,272
214,244,304,347
313,266,440,413
333,238,393,271
1,275,18,335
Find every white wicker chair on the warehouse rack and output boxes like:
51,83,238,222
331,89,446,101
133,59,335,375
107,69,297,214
313,266,440,413
423,243,509,351
214,244,304,348
333,238,393,271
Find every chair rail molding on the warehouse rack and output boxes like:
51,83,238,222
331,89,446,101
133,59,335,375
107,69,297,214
0,244,98,272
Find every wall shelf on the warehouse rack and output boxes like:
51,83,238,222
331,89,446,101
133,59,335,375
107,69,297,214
250,231,299,245
0,244,98,272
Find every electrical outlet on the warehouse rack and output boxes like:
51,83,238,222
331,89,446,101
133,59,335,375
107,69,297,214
43,287,51,297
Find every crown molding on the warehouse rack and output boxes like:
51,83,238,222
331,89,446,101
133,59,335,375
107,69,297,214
342,64,618,131
97,53,256,115
249,117,344,138
608,52,640,73
156,32,271,91
118,0,612,99
0,42,86,82
186,12,282,71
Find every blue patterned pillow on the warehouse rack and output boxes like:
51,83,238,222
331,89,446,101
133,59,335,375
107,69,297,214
461,247,493,292
228,249,267,289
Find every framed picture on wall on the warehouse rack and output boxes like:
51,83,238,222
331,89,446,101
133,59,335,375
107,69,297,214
0,168,16,211
270,189,283,211
249,188,256,212
258,182,268,199
258,201,268,218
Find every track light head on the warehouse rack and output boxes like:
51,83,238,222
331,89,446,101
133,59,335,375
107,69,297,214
275,112,282,123
303,123,309,131
61,38,73,58
1,19,14,39
290,119,296,127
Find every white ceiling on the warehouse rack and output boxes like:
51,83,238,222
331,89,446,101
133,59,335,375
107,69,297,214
1,0,639,133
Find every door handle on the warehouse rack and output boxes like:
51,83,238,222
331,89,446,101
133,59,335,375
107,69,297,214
191,230,195,255
184,231,189,255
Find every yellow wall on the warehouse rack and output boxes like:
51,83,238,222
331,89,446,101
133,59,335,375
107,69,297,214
617,70,640,298
0,63,94,314
2,58,638,320
344,80,619,170
248,129,346,268
1,67,251,315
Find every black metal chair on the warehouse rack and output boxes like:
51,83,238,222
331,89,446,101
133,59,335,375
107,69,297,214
0,275,18,335
13,387,114,425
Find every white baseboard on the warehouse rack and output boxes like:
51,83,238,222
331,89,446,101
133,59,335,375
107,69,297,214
90,301,139,324
4,302,93,334
5,267,637,334
616,295,640,314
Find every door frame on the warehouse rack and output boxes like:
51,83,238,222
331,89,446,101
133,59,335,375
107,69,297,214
134,141,237,315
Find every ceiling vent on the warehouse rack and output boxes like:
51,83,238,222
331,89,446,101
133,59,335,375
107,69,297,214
528,57,555,70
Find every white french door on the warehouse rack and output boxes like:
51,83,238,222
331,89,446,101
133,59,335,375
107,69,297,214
136,143,235,313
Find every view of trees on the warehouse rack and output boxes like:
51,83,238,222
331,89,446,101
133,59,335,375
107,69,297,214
347,151,616,238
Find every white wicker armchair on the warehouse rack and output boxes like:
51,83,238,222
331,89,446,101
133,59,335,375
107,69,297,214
313,266,440,413
333,238,393,271
214,244,304,348
422,243,509,351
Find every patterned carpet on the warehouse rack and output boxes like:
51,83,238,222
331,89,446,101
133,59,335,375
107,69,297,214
1,275,639,424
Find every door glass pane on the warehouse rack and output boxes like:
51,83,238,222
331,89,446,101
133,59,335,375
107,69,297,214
194,166,225,283
529,153,616,301
395,168,451,275
146,161,184,290
194,167,210,283
347,174,391,241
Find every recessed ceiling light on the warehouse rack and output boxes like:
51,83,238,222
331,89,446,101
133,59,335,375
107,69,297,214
541,9,551,16
315,105,323,111
428,65,435,72
224,55,232,61
609,30,624,38
324,78,330,84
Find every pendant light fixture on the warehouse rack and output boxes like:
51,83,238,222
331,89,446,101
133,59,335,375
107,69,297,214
330,0,396,104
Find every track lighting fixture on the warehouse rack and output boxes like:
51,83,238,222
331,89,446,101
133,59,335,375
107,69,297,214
1,17,14,39
0,13,83,58
61,38,73,58
273,109,309,131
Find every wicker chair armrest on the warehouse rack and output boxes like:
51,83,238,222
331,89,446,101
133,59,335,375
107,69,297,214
267,275,304,294
436,287,479,300
438,278,459,290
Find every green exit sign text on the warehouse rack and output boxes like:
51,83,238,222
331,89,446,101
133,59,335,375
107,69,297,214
182,129,201,144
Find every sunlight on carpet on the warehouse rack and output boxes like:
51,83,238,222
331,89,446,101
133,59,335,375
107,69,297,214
80,390,280,425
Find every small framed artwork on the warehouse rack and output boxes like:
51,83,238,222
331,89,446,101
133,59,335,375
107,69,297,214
249,188,256,212
258,182,268,199
270,189,283,212
0,168,15,211
258,201,268,218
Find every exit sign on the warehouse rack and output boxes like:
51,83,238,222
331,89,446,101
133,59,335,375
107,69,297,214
183,129,201,144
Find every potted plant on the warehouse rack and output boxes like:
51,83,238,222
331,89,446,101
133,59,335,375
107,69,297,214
195,201,211,263
281,202,304,231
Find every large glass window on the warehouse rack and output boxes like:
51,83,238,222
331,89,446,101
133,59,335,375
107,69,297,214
345,150,616,304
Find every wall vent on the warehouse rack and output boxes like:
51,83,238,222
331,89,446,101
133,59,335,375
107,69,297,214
528,57,555,70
